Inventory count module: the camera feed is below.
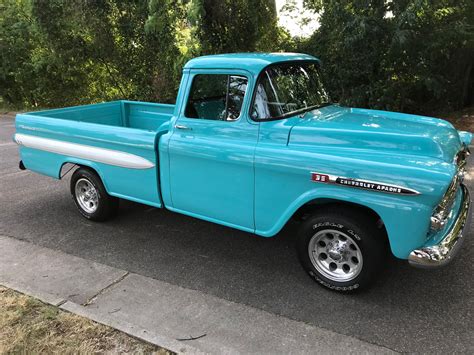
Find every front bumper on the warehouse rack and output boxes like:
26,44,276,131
408,184,471,268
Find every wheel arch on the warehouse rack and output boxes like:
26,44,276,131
293,198,385,226
59,160,110,193
294,197,389,243
257,196,390,248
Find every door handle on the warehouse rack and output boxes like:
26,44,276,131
175,124,192,131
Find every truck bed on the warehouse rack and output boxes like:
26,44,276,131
24,100,175,131
15,100,175,208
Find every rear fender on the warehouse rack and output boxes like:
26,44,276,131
59,159,108,187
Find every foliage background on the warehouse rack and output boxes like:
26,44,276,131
1,0,473,115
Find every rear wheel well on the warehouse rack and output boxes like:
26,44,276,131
59,163,100,180
59,162,80,179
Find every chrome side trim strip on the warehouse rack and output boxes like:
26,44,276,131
408,184,471,268
14,133,155,169
310,172,421,196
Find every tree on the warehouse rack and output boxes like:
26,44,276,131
301,0,474,113
1,0,283,108
2,0,471,113
31,0,179,103
190,0,280,54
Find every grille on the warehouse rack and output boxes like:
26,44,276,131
435,173,460,220
433,148,468,221
455,149,469,170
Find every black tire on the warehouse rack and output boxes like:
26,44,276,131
296,207,387,292
70,167,119,222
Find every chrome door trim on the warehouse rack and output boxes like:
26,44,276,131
174,124,192,130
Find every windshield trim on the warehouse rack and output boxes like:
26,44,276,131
248,60,330,122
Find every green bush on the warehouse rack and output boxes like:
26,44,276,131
301,0,474,114
1,0,472,114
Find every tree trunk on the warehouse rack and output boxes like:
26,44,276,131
462,61,473,108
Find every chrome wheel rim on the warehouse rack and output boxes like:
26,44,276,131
75,178,99,214
308,229,363,282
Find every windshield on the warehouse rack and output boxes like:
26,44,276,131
251,62,330,120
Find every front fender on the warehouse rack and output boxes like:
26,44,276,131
458,130,473,147
255,185,433,259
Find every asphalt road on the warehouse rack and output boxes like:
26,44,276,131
1,114,473,353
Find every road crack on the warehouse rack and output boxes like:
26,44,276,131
82,271,129,306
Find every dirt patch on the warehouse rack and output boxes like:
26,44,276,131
0,112,17,119
436,106,474,132
0,286,171,354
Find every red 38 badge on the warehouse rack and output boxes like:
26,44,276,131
311,173,329,183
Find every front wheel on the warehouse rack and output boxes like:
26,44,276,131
70,167,119,222
296,208,387,292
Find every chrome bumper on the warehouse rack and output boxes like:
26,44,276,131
408,184,471,268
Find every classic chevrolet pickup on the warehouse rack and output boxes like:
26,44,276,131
14,53,472,292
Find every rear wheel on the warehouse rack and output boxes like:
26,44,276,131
296,208,387,292
70,167,118,221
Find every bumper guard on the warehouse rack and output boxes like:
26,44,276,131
408,184,471,268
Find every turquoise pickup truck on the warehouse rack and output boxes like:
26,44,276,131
14,53,472,292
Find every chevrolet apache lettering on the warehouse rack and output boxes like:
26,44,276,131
14,53,472,292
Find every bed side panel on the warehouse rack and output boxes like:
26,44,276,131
15,113,162,208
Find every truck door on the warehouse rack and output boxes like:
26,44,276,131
167,69,258,232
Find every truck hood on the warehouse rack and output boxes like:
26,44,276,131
289,105,468,163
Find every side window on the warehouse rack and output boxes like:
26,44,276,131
185,74,248,121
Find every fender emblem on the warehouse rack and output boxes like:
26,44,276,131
311,173,329,183
310,172,420,196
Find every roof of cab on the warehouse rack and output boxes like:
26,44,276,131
183,52,319,75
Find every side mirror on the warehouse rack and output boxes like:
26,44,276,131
251,109,259,120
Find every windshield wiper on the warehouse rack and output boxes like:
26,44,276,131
299,110,310,119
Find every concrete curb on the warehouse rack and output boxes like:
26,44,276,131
62,301,202,354
0,280,201,354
